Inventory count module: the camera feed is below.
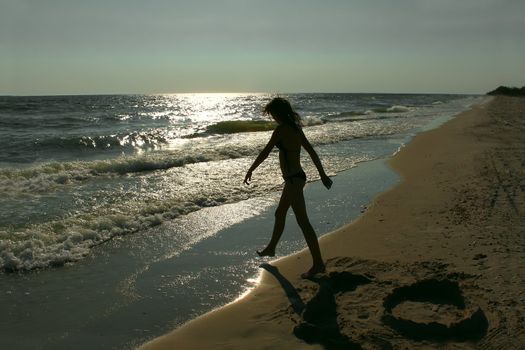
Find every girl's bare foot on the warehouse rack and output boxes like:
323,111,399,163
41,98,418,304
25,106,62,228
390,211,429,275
301,264,325,279
256,248,275,257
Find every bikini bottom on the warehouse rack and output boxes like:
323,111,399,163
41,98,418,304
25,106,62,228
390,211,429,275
283,170,307,184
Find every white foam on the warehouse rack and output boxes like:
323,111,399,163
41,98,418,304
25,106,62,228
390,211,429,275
301,115,325,126
387,105,411,113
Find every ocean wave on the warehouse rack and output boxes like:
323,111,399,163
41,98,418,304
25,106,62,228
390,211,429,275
0,140,260,195
0,148,371,272
0,195,233,272
0,154,214,195
88,152,218,175
0,163,90,195
35,131,169,151
0,118,412,196
325,113,410,123
301,116,325,126
205,117,323,135
0,145,379,273
0,152,286,272
206,120,277,134
371,105,411,113
329,111,368,119
0,130,176,164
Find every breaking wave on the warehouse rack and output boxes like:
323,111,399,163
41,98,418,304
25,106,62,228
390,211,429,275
206,120,277,134
205,116,324,135
371,105,412,113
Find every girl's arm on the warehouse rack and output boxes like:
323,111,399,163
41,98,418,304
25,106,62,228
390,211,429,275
300,129,333,189
244,127,281,185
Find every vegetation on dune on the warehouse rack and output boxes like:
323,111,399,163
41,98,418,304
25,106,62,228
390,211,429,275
487,86,525,97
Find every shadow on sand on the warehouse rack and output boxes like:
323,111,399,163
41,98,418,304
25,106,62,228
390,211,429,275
261,263,370,349
261,261,489,349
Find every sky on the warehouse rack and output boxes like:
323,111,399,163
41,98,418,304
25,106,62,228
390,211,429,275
1,0,524,95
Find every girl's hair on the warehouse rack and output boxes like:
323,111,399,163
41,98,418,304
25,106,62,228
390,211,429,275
263,97,302,130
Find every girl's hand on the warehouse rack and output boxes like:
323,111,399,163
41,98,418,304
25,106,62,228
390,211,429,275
243,170,252,185
321,174,332,189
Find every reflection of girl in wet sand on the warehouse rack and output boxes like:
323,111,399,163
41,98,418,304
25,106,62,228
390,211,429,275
244,97,333,278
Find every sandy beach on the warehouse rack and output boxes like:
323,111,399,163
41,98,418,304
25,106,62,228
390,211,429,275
139,95,525,349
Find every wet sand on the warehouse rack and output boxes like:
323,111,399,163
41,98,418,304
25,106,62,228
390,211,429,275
138,96,525,349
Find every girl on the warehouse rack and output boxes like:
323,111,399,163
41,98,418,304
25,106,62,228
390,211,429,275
244,97,332,278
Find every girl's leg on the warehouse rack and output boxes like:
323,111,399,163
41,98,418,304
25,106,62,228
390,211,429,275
257,182,294,256
291,182,325,276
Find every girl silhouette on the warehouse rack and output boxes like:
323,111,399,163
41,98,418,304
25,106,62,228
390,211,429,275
244,97,332,278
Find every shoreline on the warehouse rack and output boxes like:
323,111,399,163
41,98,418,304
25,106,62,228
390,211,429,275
138,96,525,349
0,151,401,350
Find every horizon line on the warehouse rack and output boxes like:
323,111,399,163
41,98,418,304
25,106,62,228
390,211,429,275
0,90,482,97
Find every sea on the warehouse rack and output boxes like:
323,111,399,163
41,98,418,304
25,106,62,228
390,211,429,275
0,93,481,349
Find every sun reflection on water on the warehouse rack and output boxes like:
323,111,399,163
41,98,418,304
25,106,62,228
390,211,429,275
233,269,265,303
161,93,271,123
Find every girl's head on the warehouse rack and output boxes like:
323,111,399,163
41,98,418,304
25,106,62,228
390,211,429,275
264,97,302,130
